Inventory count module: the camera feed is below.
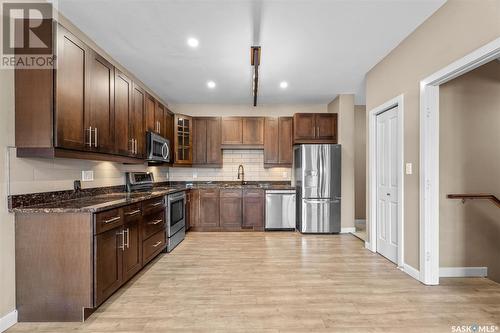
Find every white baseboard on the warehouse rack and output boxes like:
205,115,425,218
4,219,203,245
439,267,488,278
0,310,17,333
340,227,356,234
403,263,421,281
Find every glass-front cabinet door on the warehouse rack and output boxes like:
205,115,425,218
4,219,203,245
174,114,193,165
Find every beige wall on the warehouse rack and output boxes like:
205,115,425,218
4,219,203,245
439,60,500,282
354,105,366,220
328,95,355,229
366,0,500,269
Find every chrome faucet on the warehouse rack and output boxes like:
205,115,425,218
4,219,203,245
237,164,245,184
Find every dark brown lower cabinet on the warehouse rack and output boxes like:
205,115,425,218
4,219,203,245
219,189,242,231
122,219,142,282
198,188,220,228
94,226,123,306
189,187,265,231
242,189,265,230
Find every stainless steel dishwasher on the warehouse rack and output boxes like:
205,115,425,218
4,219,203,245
265,190,296,230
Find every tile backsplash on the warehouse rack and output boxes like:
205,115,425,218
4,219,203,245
169,150,291,182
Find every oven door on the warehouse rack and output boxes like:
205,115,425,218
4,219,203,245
167,192,186,237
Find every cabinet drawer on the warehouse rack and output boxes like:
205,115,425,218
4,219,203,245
95,208,123,234
142,229,166,265
220,189,242,198
143,210,165,239
142,197,165,215
123,203,142,223
244,189,264,198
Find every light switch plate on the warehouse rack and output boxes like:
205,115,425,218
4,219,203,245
405,163,413,175
81,170,94,182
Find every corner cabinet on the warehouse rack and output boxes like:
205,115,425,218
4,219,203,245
293,113,337,143
174,114,193,165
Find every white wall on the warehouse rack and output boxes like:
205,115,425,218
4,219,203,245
171,104,327,117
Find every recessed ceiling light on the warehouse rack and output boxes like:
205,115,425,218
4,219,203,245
187,37,199,48
280,81,288,89
207,81,216,89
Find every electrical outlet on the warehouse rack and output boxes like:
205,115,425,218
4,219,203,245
81,170,94,182
405,163,413,175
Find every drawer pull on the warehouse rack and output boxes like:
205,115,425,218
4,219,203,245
149,202,163,207
124,209,141,216
103,216,121,224
148,219,163,225
152,241,162,248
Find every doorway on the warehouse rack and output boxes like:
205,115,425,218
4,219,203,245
367,95,404,268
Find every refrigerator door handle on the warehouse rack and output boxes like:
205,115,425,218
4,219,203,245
303,199,340,204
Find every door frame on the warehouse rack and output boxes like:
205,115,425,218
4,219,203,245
367,94,405,269
419,37,500,285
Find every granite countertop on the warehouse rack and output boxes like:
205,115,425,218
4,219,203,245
10,182,295,214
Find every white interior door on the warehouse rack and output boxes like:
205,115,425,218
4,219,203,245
376,106,399,263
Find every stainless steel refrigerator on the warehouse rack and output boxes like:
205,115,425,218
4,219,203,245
293,144,341,233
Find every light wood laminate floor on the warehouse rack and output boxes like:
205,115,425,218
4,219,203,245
8,232,500,332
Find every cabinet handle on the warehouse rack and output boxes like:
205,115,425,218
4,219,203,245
124,209,141,216
117,230,125,250
313,126,316,138
103,216,121,224
135,139,138,154
124,228,130,249
129,138,134,154
86,127,93,147
150,201,163,207
152,241,162,248
94,127,98,148
148,219,163,225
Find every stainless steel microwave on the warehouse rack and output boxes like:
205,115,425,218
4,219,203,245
146,131,170,163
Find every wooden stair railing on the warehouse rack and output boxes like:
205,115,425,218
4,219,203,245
447,194,500,208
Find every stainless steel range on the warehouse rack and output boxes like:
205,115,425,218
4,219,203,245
125,172,186,252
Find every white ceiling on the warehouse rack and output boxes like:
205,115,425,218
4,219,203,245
56,0,446,105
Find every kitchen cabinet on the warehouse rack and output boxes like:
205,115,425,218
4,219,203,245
145,93,157,133
242,117,264,145
193,117,222,166
94,225,123,306
189,189,200,229
219,189,243,230
15,22,166,164
165,109,174,160
293,113,337,143
54,25,90,151
88,51,115,154
156,103,166,137
114,70,133,156
198,189,220,228
221,117,264,147
122,203,142,282
131,83,145,158
264,117,293,167
242,189,264,230
174,114,193,165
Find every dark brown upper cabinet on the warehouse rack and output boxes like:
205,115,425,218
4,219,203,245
114,70,133,156
221,117,243,145
174,114,193,165
264,117,293,167
131,83,145,158
88,51,115,154
54,26,90,151
293,113,337,144
145,94,156,133
164,109,174,160
156,103,166,137
14,22,164,164
221,117,264,148
193,117,222,166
